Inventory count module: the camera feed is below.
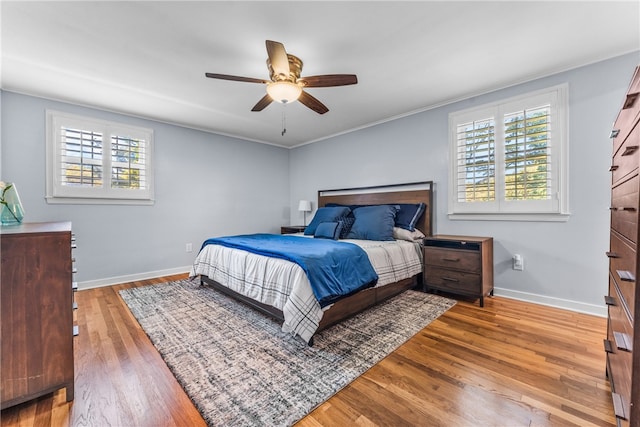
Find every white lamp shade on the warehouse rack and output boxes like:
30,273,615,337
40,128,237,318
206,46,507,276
267,81,302,104
298,200,312,212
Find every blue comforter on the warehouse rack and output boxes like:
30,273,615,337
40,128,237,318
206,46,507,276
200,234,378,307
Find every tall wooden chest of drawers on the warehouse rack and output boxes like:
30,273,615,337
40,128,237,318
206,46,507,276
606,65,640,427
0,222,75,409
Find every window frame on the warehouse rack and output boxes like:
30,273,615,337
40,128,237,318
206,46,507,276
46,110,155,205
448,84,569,222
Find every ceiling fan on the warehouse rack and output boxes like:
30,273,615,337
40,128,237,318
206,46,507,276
205,40,357,114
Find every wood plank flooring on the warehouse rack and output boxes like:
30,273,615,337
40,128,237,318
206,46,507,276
1,274,616,427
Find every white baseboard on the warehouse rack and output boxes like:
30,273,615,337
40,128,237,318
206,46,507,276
79,273,607,317
493,287,607,318
77,266,191,290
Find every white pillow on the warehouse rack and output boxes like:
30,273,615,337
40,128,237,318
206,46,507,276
393,227,425,242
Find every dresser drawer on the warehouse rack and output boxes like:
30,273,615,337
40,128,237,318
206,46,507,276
611,174,639,243
424,266,480,294
606,327,632,424
609,233,637,319
424,247,481,273
612,122,640,185
612,90,640,155
606,282,633,423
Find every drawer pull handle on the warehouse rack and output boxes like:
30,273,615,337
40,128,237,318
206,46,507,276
442,277,459,282
603,338,614,353
442,258,460,262
612,392,628,420
609,165,619,171
72,282,78,291
71,243,77,249
73,325,79,337
613,331,633,352
610,129,620,138
609,206,636,211
605,251,619,258
616,269,635,282
621,145,639,156
623,92,639,109
604,295,616,306
73,301,78,310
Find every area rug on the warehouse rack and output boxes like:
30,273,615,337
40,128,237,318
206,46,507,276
119,279,455,426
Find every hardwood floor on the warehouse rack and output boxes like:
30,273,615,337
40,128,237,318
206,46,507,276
1,275,615,427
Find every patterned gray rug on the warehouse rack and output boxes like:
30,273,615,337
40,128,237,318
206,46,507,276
119,279,455,426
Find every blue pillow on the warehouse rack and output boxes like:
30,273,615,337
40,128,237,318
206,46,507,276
304,206,351,235
314,221,343,240
395,203,426,231
346,205,399,241
339,216,355,239
327,202,426,232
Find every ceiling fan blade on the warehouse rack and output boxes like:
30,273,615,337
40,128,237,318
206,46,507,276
265,40,290,79
205,73,269,84
299,74,358,87
298,90,329,114
251,94,273,112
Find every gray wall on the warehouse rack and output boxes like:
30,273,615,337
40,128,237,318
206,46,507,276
3,52,638,314
290,52,640,316
1,92,290,288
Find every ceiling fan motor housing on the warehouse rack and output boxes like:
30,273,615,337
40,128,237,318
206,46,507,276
268,54,303,83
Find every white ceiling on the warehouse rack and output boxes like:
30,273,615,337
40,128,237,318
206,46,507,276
2,1,639,148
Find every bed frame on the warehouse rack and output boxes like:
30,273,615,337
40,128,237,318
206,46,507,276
200,181,434,343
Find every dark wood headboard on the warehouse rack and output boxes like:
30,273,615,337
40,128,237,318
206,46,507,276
317,181,434,236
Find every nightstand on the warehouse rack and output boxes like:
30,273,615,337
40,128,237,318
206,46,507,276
423,235,494,307
280,225,306,235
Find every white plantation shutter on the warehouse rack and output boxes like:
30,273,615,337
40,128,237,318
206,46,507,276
47,111,154,204
60,126,104,188
449,85,568,220
503,106,551,201
111,134,148,190
455,117,496,203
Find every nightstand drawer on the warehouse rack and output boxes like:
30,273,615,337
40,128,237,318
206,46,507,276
424,247,481,273
424,266,481,293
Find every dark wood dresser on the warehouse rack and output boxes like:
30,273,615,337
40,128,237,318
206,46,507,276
423,235,494,307
1,222,75,409
606,65,640,427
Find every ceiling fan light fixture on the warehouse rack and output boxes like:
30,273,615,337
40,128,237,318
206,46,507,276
266,81,302,104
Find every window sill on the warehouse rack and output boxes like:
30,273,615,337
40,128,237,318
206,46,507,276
45,196,155,206
448,212,571,222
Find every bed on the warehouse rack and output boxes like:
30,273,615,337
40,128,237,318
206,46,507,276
190,181,433,344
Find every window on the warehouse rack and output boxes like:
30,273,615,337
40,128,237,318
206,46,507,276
448,84,569,221
46,110,154,204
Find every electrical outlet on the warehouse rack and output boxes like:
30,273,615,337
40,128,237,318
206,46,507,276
186,243,193,253
513,254,524,271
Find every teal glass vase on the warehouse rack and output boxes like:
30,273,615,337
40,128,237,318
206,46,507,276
1,182,25,226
